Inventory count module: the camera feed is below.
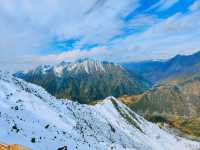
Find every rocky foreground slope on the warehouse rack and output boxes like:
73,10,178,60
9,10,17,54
0,71,200,150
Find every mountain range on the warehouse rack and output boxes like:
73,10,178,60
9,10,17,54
13,51,200,141
121,51,200,139
15,58,151,104
123,51,200,84
1,71,200,150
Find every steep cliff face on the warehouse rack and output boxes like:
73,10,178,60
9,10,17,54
1,71,199,150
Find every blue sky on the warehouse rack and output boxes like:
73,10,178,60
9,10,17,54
0,0,200,71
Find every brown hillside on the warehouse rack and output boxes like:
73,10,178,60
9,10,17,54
119,75,200,139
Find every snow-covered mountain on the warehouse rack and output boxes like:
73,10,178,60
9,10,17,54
54,58,118,76
18,58,121,77
15,59,151,103
1,71,200,150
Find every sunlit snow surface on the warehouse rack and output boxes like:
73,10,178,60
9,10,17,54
0,71,200,150
26,59,120,77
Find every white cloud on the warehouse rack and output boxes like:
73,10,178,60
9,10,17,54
1,0,200,72
25,10,200,64
0,47,111,72
0,0,139,54
0,0,141,72
148,0,179,11
127,15,161,29
189,0,200,11
107,11,200,61
33,47,110,63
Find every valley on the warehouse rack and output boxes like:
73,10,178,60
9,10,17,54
121,51,200,140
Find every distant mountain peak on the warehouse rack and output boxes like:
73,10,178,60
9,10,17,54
123,50,200,84
18,59,121,77
64,58,120,74
59,61,69,66
51,59,121,75
33,64,52,74
67,59,106,74
74,58,117,65
14,58,151,103
75,57,93,63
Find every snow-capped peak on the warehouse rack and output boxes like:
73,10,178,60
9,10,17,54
75,58,92,63
34,64,52,74
0,71,200,150
15,59,122,78
59,61,69,66
66,58,107,74
53,59,121,76
53,61,69,77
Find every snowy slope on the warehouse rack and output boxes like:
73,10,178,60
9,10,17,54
0,71,200,150
64,58,110,74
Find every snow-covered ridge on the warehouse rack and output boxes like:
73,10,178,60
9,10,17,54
54,58,122,76
67,59,106,73
53,58,109,76
19,59,122,77
34,65,52,74
0,71,200,150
